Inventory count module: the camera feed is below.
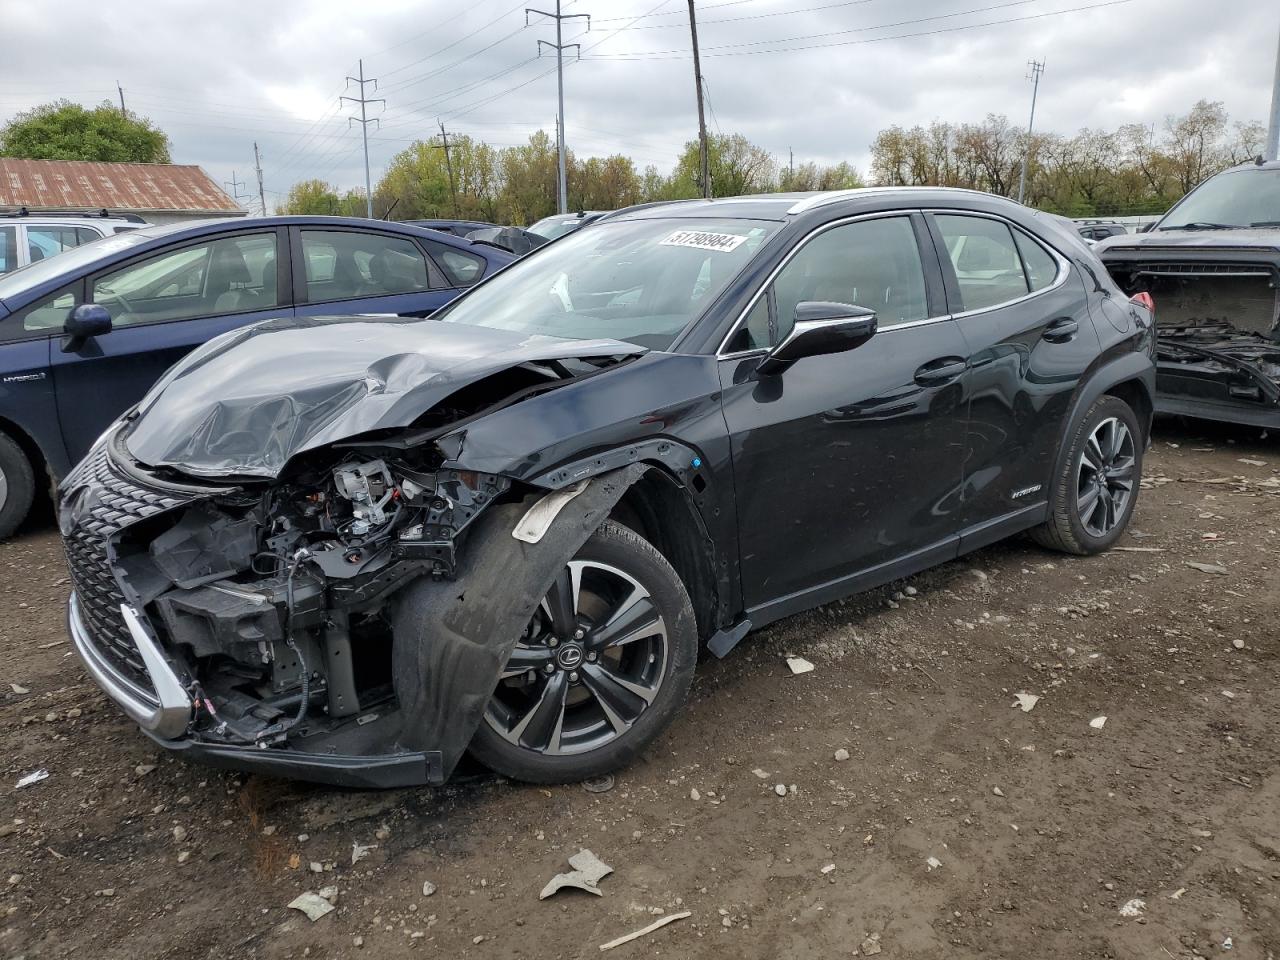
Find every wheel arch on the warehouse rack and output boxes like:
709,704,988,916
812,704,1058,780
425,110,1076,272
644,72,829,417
608,466,723,643
1051,351,1155,484
0,414,56,497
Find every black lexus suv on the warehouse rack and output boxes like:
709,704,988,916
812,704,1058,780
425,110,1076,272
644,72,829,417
60,188,1156,788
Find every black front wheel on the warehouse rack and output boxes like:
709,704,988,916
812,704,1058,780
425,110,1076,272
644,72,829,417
0,432,35,541
1031,395,1144,555
469,521,697,783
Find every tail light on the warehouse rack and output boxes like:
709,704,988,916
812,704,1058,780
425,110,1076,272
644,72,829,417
1129,291,1155,318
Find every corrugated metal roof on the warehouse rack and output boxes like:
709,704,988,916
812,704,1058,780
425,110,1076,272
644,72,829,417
0,159,245,214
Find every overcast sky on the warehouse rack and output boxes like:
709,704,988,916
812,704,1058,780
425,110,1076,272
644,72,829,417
1,0,1277,211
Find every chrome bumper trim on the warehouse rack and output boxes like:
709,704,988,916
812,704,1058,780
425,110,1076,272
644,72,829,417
68,593,193,740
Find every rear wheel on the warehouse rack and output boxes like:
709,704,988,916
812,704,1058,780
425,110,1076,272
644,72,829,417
1031,395,1143,555
469,521,697,783
0,432,35,541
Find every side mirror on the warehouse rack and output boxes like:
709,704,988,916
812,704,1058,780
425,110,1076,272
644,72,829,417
755,301,877,377
62,303,112,352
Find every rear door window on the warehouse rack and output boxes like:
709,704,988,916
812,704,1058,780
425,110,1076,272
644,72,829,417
1013,230,1060,292
27,225,82,263
935,215,1030,312
300,230,432,302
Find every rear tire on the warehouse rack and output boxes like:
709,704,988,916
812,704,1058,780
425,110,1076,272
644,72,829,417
1030,395,1143,555
469,521,697,784
0,432,35,541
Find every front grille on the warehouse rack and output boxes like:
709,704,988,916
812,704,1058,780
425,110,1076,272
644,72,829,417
62,444,189,693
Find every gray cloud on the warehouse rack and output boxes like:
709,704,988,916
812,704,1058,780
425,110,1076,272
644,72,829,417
0,0,1275,206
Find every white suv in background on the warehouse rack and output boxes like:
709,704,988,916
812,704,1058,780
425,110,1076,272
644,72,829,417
0,210,150,275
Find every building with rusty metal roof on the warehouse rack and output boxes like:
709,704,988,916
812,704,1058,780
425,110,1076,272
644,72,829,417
0,158,246,225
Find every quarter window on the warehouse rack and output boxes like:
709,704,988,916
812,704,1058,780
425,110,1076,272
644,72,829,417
935,215,1031,311
91,233,279,327
300,230,431,302
423,239,486,287
10,285,83,337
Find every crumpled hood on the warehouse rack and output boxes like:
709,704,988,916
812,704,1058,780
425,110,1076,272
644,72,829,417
124,314,644,479
1097,228,1280,255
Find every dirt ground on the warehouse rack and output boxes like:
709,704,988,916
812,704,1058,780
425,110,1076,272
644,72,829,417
1,418,1278,960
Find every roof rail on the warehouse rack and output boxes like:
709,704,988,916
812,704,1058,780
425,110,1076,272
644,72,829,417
0,206,147,223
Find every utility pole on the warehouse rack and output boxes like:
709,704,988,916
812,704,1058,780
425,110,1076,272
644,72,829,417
1266,22,1280,161
527,1,590,214
1017,59,1044,204
435,120,460,217
116,82,127,117
788,147,794,187
253,142,266,216
688,0,711,199
341,59,385,219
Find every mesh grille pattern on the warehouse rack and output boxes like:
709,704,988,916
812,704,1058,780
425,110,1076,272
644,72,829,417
62,445,189,692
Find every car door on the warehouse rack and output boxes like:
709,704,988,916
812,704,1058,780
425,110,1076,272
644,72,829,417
718,212,970,615
49,227,292,462
291,228,476,320
928,212,1101,543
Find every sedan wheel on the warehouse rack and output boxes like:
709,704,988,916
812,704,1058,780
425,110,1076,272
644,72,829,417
469,521,697,783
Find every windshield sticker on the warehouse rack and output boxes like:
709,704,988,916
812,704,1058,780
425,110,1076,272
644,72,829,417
660,230,748,253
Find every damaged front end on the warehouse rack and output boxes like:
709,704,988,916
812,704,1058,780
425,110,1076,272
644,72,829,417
62,425,512,786
59,316,653,786
1103,251,1280,426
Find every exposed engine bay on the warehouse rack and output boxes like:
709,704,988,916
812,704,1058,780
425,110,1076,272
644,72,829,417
1104,258,1280,416
109,443,511,749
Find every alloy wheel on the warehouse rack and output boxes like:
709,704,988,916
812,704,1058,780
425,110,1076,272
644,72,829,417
482,559,669,756
1075,416,1135,538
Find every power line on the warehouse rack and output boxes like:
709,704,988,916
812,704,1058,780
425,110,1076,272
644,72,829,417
341,59,386,218
527,0,591,214
582,0,1136,59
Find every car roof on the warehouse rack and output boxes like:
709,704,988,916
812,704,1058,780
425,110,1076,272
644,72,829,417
604,187,1036,223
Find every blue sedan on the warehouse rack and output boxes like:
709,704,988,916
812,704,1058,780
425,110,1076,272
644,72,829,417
0,216,514,536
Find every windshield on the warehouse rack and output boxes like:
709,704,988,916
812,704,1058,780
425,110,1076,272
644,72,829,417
528,216,585,240
1159,167,1280,229
436,217,779,349
0,231,150,302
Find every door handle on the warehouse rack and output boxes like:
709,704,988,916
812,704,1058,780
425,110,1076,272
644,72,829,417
913,357,967,386
1042,318,1078,342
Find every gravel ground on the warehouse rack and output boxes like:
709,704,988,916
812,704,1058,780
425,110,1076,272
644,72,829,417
1,418,1278,960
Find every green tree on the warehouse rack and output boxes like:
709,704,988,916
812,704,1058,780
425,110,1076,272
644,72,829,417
0,99,170,162
670,133,777,197
278,179,366,216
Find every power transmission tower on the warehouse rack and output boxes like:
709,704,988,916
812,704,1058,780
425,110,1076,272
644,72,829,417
253,142,267,216
435,121,460,217
688,0,711,199
527,1,590,215
116,82,127,117
1017,59,1044,204
1266,22,1280,161
342,59,385,218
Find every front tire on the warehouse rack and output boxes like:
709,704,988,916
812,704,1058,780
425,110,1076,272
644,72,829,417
0,432,35,541
469,521,697,784
1030,395,1143,555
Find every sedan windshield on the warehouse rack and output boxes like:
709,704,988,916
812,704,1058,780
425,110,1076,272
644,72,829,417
1159,167,1280,229
436,217,780,349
